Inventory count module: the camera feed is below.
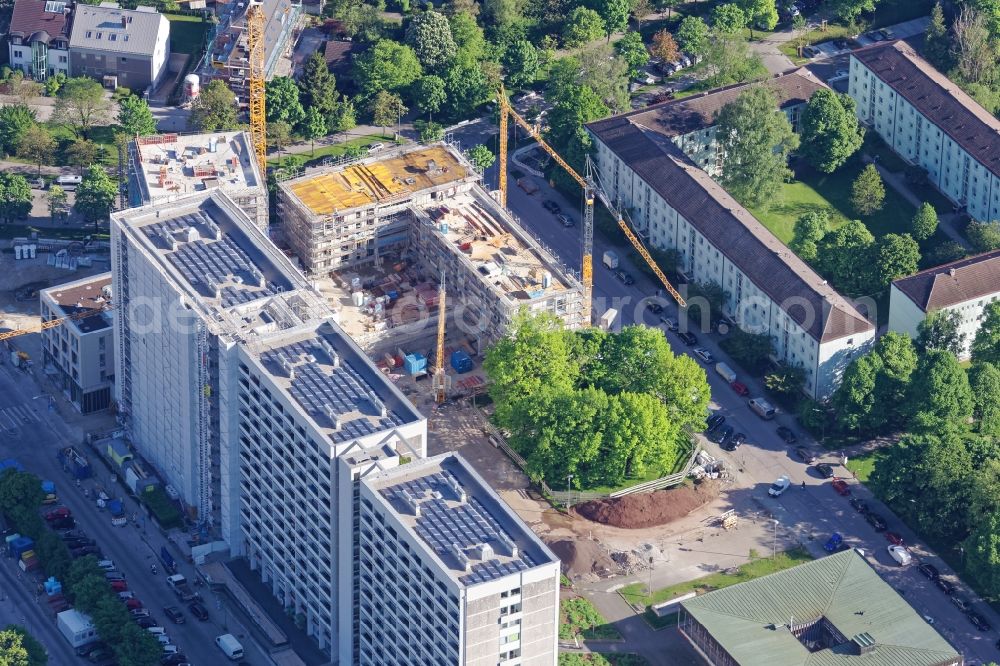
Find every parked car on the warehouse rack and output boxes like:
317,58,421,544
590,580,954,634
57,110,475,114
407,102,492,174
542,200,561,214
50,517,76,529
951,596,972,613
110,580,128,592
118,591,135,600
865,512,888,531
795,447,816,464
888,545,912,566
724,433,746,451
711,425,734,445
693,347,714,363
105,572,125,582
935,577,956,595
97,559,116,571
706,414,725,433
776,426,797,444
659,316,678,331
163,606,185,624
918,563,940,580
969,612,991,631
849,497,869,513
77,643,106,657
366,142,385,154
730,381,749,396
556,214,575,227
831,478,851,496
126,599,143,610
71,546,102,558
136,617,159,629
130,609,151,618
815,463,834,478
45,507,71,521
188,602,210,622
678,331,697,345
824,533,843,552
769,475,791,497
646,302,664,315
161,655,189,666
87,649,112,663
885,532,904,546
614,270,635,285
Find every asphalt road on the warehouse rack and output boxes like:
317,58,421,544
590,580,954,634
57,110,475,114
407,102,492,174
504,174,1000,665
0,359,270,666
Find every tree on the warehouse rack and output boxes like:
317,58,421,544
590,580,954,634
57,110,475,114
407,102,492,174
354,40,423,96
65,138,98,175
704,34,767,86
596,0,630,41
649,29,679,63
0,104,37,156
116,93,156,136
16,125,55,176
875,233,920,286
369,90,407,135
798,89,864,173
563,7,605,46
833,351,883,432
631,0,653,29
789,210,828,262
265,76,305,127
675,16,710,57
967,220,1000,252
1,626,45,666
963,512,1000,598
656,0,681,17
970,362,1000,436
441,60,491,120
0,470,43,514
972,301,1000,366
267,120,293,155
712,3,747,34
0,174,32,224
47,185,68,222
615,32,648,77
764,364,805,396
74,165,117,229
716,86,799,208
405,11,457,70
906,348,973,430
53,77,110,139
449,11,487,65
828,0,879,22
187,79,237,132
115,622,163,666
467,144,495,171
815,219,876,295
299,52,341,133
910,202,938,241
0,626,30,666
872,331,918,426
952,6,995,85
412,76,447,124
44,72,66,97
925,241,967,267
924,2,951,70
718,328,773,373
917,309,966,357
851,163,886,216
738,0,777,37
300,107,327,156
503,40,540,87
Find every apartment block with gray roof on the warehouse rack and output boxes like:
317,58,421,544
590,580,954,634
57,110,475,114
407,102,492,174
69,3,169,94
345,452,559,666
889,248,1000,359
587,101,875,400
849,41,1000,223
679,549,961,666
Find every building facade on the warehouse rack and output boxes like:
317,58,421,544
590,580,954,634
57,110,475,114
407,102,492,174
889,249,1000,359
39,273,115,414
349,453,560,666
8,0,71,81
69,4,169,94
587,113,875,400
849,41,1000,222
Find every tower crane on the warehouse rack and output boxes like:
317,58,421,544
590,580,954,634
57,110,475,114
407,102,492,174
431,272,449,404
246,0,267,172
495,89,686,322
0,305,112,343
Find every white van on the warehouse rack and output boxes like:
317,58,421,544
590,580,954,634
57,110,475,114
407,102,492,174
748,397,776,420
215,633,244,660
55,175,82,191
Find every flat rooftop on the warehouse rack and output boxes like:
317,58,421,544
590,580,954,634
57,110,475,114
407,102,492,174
285,145,472,217
42,273,113,334
416,190,576,301
366,453,557,586
132,132,262,203
254,321,421,445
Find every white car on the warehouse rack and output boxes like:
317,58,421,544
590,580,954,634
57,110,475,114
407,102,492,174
156,634,172,645
161,644,179,655
768,475,791,497
693,347,714,363
97,559,116,571
888,545,912,566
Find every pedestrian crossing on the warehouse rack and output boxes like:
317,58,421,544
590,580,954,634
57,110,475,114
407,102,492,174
0,403,40,429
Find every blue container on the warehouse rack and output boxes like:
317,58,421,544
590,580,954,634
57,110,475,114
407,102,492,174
41,480,56,494
450,350,473,374
0,459,24,474
9,536,33,559
404,353,427,375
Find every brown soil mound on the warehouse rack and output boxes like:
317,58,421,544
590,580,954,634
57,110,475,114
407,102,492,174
549,538,618,577
576,479,719,529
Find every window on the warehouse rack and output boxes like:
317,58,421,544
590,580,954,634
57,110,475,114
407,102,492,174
96,32,102,38
110,34,117,41
86,31,92,38
13,50,22,58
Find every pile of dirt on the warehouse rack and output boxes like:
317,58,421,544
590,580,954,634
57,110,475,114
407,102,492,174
576,479,719,529
548,538,619,578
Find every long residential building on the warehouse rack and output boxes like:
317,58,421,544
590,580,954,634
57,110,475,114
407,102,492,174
849,40,1000,222
587,106,875,400
39,273,115,413
278,143,586,335
889,248,1000,359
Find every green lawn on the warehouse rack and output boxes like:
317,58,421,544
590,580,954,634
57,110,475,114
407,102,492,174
845,450,882,483
619,548,814,629
560,598,622,641
748,162,918,244
559,655,649,666
267,134,393,168
165,14,209,55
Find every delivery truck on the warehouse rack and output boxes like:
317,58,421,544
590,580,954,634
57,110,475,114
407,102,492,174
602,250,620,270
715,362,737,384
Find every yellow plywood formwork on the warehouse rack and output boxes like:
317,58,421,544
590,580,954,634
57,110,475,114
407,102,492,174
288,146,470,216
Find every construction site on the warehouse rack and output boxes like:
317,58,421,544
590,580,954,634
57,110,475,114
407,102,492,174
127,131,268,232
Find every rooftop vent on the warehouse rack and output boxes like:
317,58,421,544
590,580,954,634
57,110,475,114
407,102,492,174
444,474,467,504
398,489,420,516
159,229,176,251
949,268,957,277
324,405,341,430
496,531,518,557
450,543,471,572
368,391,387,418
280,356,295,379
852,632,876,655
319,338,337,362
473,543,494,560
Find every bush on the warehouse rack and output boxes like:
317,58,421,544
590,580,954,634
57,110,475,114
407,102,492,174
141,486,183,529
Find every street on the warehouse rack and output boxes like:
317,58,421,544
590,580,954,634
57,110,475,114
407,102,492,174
0,359,271,665
502,171,1000,665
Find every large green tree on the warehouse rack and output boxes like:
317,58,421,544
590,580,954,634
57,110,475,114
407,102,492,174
737,0,778,36
789,211,828,262
441,60,491,120
963,511,1000,598
675,16,710,56
369,90,407,134
924,2,952,69
0,174,32,224
298,51,343,134
906,348,974,430
354,40,423,96
563,7,605,46
503,40,540,87
0,104,37,156
74,165,117,228
116,93,157,136
412,75,448,122
265,76,305,127
0,470,43,516
833,351,884,433
972,301,1000,366
815,219,876,295
596,0,631,40
970,361,1000,436
716,86,799,208
828,0,880,22
874,233,920,286
405,11,458,70
467,144,495,171
967,220,1000,252
916,309,966,357
187,79,238,132
614,32,648,77
712,3,747,34
53,77,110,139
15,125,55,176
851,163,886,215
910,202,939,241
1,626,45,666
798,89,864,173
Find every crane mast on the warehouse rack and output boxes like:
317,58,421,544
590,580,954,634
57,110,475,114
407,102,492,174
432,273,448,404
246,0,267,172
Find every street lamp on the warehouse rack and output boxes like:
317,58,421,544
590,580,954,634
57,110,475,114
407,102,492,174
772,519,779,560
566,475,574,510
812,407,826,447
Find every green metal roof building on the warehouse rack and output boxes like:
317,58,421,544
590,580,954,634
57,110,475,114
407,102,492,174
678,550,962,666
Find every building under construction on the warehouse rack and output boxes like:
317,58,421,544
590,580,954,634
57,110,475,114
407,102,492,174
127,131,268,232
277,143,586,336
193,0,300,104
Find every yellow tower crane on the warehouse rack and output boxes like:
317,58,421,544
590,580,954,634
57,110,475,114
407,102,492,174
496,89,686,320
0,305,112,343
432,272,449,403
246,0,267,172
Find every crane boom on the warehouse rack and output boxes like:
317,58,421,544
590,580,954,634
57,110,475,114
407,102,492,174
432,273,448,403
0,305,112,342
246,1,267,172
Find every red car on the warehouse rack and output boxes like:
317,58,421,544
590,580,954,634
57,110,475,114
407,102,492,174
831,478,851,496
110,580,128,592
44,507,71,521
730,381,749,396
125,598,143,610
885,532,904,546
